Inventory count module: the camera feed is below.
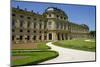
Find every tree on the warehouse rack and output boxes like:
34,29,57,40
90,31,96,38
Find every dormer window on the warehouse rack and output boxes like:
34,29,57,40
34,18,37,21
60,16,63,19
56,15,59,18
48,14,51,17
64,17,66,20
20,15,24,18
27,17,31,19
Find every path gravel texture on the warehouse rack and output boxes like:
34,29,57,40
40,42,95,64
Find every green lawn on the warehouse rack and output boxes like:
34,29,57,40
12,42,58,66
34,42,51,50
12,50,58,66
53,39,96,52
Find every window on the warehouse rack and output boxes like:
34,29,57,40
34,18,37,21
16,38,20,40
44,24,46,29
12,29,15,32
44,31,47,33
27,17,31,19
39,23,42,29
56,15,59,18
20,36,23,40
48,14,51,17
27,36,30,40
12,35,14,40
34,31,36,33
12,19,15,26
12,14,16,16
39,36,41,40
34,23,36,28
40,19,42,22
39,31,41,33
20,15,24,18
60,16,63,19
20,29,23,32
33,36,36,40
44,36,47,40
20,20,24,27
64,17,66,20
27,21,30,27
27,30,30,33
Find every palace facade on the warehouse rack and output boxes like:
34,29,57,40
12,7,89,43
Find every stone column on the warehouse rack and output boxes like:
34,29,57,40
60,34,62,40
67,34,70,40
30,35,33,42
47,33,49,41
42,33,44,41
16,19,20,28
63,33,66,40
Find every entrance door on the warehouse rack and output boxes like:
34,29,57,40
49,33,52,40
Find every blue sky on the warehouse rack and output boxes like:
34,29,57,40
11,1,96,31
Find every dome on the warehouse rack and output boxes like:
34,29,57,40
81,24,89,29
45,7,68,19
46,7,55,11
45,7,63,12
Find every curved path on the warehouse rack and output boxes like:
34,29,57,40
40,42,95,64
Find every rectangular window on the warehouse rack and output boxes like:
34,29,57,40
20,20,23,27
20,36,23,40
12,19,15,27
27,21,30,27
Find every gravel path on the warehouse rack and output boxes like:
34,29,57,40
40,42,95,64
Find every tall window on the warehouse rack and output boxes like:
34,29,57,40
12,19,15,27
33,36,36,40
27,21,30,28
48,14,51,17
39,23,42,29
20,36,23,40
20,20,23,27
20,29,23,32
34,23,36,28
12,35,14,40
26,36,30,40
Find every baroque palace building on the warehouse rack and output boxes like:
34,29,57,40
12,7,89,43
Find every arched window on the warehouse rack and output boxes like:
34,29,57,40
20,15,24,18
49,33,52,40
